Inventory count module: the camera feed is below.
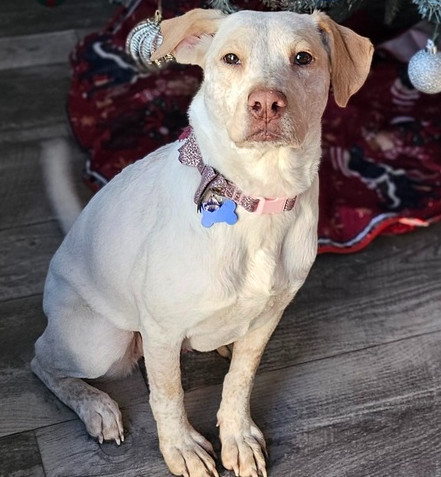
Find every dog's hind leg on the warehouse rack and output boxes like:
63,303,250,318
32,315,142,445
31,356,125,444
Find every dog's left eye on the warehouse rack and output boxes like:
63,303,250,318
294,51,313,66
223,53,241,65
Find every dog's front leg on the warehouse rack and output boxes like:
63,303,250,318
142,333,218,477
217,314,282,477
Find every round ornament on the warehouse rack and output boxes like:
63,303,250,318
408,39,441,94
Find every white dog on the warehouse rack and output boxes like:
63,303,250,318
32,8,373,477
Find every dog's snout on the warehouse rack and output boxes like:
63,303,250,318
248,90,287,121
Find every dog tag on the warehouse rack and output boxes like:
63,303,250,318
201,198,238,228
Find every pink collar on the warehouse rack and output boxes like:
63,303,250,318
178,128,297,215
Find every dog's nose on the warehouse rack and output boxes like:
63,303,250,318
248,90,287,121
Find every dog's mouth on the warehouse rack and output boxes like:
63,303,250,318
246,129,285,142
241,126,296,147
229,103,304,148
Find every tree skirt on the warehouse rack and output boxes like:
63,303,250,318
67,0,441,253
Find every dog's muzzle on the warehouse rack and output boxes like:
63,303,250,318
246,89,291,143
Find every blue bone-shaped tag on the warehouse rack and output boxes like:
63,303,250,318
201,198,238,228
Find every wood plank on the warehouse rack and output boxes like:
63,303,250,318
0,366,77,439
183,329,441,477
0,0,118,38
0,140,57,229
254,334,441,477
0,221,62,301
0,64,71,138
268,393,441,477
0,30,78,71
0,295,46,370
268,222,441,365
0,138,92,230
35,330,441,476
0,295,76,437
0,431,45,477
0,124,70,144
37,404,172,477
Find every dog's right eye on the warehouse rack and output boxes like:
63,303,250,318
294,51,313,66
223,53,241,65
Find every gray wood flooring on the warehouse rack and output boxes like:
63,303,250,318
1,2,441,476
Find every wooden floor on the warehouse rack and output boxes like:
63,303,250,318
1,2,441,476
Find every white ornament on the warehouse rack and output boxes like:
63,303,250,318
408,39,441,94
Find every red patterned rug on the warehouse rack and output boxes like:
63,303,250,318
67,0,441,253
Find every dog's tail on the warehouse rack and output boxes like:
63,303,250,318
40,138,83,235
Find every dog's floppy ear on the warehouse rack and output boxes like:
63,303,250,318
313,11,374,107
151,8,226,67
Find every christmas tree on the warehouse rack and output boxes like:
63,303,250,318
209,0,440,29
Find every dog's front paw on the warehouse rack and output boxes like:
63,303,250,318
219,419,267,477
160,426,219,477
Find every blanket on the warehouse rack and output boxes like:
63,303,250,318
67,0,441,253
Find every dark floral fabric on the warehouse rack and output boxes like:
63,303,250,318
67,0,441,253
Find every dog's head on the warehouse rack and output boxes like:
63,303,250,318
152,9,373,149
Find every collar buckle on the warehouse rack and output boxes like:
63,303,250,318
253,197,289,215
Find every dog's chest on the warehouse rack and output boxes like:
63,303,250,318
180,225,302,351
185,285,292,353
138,176,318,351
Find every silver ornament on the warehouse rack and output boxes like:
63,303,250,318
408,39,441,94
125,10,174,71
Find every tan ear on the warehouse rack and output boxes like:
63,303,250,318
313,11,374,107
151,8,226,66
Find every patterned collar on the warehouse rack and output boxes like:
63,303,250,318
178,127,297,214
